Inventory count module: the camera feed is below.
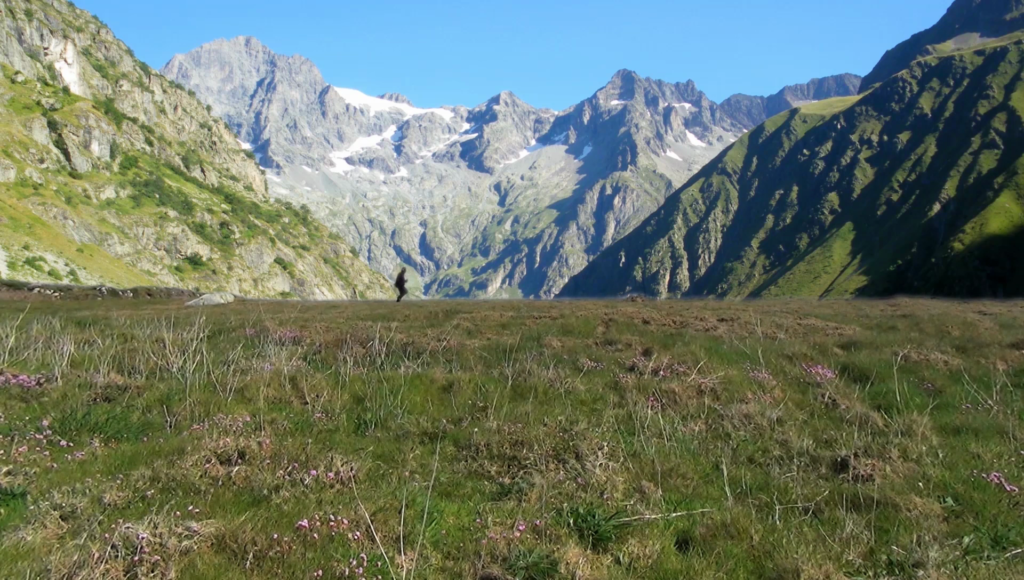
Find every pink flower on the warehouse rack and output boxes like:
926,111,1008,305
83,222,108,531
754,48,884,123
985,472,1020,493
296,519,310,531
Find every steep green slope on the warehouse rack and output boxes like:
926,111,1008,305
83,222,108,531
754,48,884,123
0,0,390,299
561,37,1024,299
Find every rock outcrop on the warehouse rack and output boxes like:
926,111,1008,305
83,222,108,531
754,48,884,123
0,0,391,300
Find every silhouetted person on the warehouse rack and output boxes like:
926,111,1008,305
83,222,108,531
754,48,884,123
395,267,409,303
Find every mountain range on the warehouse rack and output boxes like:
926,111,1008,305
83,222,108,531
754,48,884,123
0,0,390,299
162,40,860,298
3,0,1015,302
560,0,1024,299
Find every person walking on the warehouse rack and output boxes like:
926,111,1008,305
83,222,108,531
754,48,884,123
395,267,409,303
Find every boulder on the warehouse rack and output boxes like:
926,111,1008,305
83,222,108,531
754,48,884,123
0,159,16,183
27,117,51,146
185,292,236,307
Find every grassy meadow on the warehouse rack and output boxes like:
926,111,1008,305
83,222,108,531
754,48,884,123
0,296,1023,578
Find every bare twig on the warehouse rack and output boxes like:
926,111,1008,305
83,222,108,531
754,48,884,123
614,509,715,524
410,432,442,580
353,477,397,580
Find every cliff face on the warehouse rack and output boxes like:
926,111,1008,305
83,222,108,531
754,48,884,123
0,0,391,299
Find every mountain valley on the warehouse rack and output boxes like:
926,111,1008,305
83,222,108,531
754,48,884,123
163,39,860,297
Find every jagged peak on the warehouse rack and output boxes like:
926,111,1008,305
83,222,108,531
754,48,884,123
484,90,529,108
610,68,643,83
378,92,414,106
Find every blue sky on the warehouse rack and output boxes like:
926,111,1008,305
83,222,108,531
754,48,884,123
75,0,951,110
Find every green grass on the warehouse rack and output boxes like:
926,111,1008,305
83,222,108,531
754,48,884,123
0,297,1022,578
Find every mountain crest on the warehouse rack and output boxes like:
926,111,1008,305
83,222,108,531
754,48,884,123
861,0,1024,89
379,92,413,105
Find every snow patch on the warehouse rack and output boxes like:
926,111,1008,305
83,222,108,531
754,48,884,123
579,144,593,160
236,139,253,150
301,166,313,173
328,126,399,173
671,102,695,111
266,174,282,183
328,153,355,174
664,150,683,161
610,100,628,105
333,87,455,121
393,167,409,178
502,140,553,166
503,150,531,166
686,131,707,148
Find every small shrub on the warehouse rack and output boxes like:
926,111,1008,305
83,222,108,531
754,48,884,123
97,97,127,128
119,154,138,172
180,149,201,171
46,268,63,281
505,547,561,580
562,505,627,552
23,256,47,273
183,253,207,269
45,114,61,135
273,256,293,273
129,174,195,216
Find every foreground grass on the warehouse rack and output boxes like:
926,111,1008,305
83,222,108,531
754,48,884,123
0,297,1022,579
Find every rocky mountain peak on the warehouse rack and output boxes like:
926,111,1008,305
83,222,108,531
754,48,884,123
484,90,528,109
597,69,644,102
379,92,413,105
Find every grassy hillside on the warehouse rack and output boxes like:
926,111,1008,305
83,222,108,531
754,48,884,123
561,37,1024,299
0,0,390,299
0,297,1022,578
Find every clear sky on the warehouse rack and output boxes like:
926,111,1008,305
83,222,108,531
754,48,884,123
75,0,952,111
